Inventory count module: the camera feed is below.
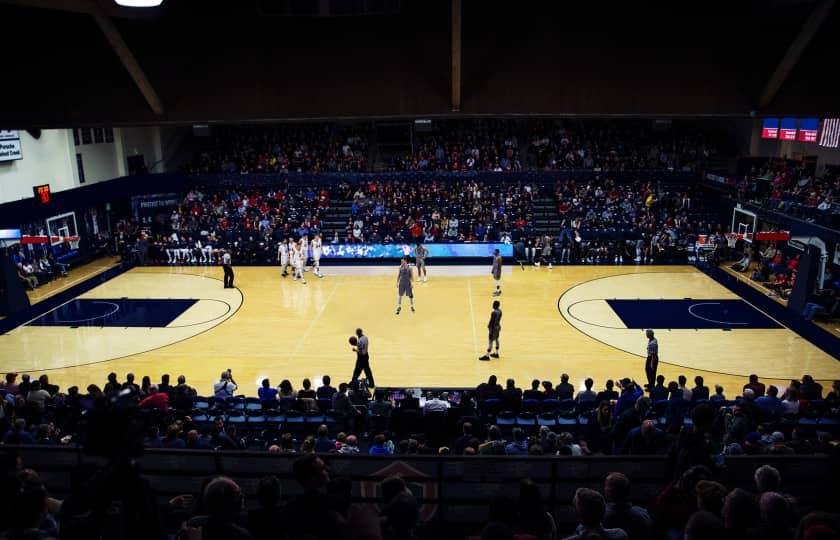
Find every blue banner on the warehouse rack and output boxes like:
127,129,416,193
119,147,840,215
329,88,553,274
321,243,513,259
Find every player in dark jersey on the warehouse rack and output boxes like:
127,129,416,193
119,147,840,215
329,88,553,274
491,248,503,296
479,300,502,361
395,256,415,315
415,243,429,283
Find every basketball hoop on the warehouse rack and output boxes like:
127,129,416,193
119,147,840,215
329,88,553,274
67,235,81,250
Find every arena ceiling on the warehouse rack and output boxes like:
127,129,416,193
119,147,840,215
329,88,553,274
1,0,838,127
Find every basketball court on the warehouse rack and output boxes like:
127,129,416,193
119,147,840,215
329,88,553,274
2,263,838,396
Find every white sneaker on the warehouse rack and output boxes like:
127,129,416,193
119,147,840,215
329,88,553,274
548,263,553,270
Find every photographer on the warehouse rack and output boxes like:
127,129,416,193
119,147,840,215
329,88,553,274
213,370,238,399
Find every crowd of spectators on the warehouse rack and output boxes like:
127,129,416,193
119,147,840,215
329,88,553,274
188,124,368,174
346,178,535,243
3,369,839,458
132,183,335,265
388,120,523,172
547,177,715,264
736,158,840,228
1,368,840,539
10,247,68,291
527,121,718,173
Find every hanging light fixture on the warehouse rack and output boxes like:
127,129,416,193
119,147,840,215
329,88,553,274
114,0,164,7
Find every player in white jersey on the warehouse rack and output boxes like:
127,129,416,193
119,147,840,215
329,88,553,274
277,239,290,277
300,236,310,272
202,238,213,264
310,234,324,278
292,240,307,284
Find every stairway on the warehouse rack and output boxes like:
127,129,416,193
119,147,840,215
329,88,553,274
320,199,352,241
531,196,562,236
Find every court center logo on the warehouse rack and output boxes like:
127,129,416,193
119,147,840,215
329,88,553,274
359,460,438,521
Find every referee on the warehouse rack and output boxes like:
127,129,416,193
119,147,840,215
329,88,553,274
644,329,658,390
222,249,235,288
351,327,375,387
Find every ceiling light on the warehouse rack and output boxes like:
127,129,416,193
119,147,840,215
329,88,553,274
114,0,164,7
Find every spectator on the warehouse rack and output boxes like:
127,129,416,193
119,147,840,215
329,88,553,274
577,378,597,404
313,424,335,453
214,370,238,399
501,379,523,411
138,384,169,412
695,480,727,516
754,465,782,494
247,476,284,540
692,376,710,401
722,488,759,540
710,385,726,402
369,434,394,456
25,381,51,411
756,385,784,417
723,404,749,446
284,454,344,539
615,379,643,416
603,472,652,540
801,375,823,401
684,511,724,540
678,375,693,401
258,378,278,404
505,428,529,455
317,375,337,400
755,491,795,540
382,492,420,540
338,434,359,454
565,487,629,540
649,375,669,402
424,392,451,414
186,476,251,539
479,426,507,455
767,432,795,455
557,374,575,401
744,374,766,397
620,419,666,455
517,479,556,540
596,380,619,404
523,379,543,401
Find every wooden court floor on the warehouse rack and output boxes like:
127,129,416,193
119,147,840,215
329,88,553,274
2,264,839,397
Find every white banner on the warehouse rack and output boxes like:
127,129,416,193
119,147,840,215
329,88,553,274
0,139,22,161
0,130,20,141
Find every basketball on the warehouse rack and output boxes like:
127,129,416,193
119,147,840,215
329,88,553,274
349,336,358,346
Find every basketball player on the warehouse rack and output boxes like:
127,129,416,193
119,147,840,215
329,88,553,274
395,256,415,315
292,240,307,284
300,235,310,272
644,329,658,390
311,234,323,278
222,249,234,288
351,327,374,387
277,239,290,277
479,300,502,361
491,248,503,296
415,242,429,283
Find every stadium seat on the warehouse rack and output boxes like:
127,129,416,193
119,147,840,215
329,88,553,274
284,410,305,425
537,412,557,427
521,399,540,412
244,397,262,411
516,411,537,430
541,399,561,413
305,410,326,425
226,410,246,424
317,398,333,412
496,411,516,427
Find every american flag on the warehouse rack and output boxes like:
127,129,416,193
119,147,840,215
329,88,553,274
819,118,840,148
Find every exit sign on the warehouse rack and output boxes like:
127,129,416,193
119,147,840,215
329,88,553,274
33,184,51,204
